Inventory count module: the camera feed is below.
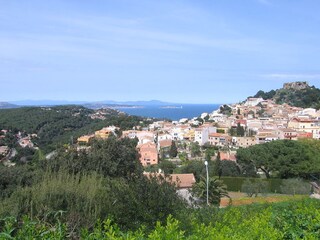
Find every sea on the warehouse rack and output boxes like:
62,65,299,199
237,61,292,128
115,104,220,121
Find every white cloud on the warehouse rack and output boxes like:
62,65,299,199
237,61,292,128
46,15,269,54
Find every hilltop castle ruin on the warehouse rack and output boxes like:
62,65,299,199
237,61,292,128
283,81,309,90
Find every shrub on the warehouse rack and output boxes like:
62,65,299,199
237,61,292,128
280,178,311,195
3,199,320,239
220,177,283,193
241,179,270,197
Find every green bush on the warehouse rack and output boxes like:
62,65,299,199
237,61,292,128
0,171,114,234
280,178,311,195
220,177,283,193
241,178,270,197
2,199,320,239
0,171,184,234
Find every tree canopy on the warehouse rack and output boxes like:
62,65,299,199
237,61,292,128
1,136,185,232
236,139,320,179
0,106,152,152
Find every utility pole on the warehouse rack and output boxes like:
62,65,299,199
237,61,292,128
204,160,209,206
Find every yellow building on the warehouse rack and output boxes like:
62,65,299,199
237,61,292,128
235,137,257,148
77,134,94,144
95,128,112,139
183,129,195,141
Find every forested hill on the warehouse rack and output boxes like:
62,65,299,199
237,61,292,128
252,81,320,109
0,105,150,152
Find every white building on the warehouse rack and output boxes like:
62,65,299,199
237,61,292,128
194,126,216,146
157,133,172,142
244,98,264,107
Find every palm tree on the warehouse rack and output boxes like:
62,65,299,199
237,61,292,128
191,177,230,206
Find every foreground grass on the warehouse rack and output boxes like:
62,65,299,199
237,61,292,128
220,193,307,207
1,198,320,239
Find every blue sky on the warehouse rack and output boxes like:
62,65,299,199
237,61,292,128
0,0,319,104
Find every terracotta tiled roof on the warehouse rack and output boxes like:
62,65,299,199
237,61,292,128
137,142,157,151
209,133,222,137
279,128,297,132
143,173,196,188
220,152,236,161
170,174,196,188
159,139,172,148
291,117,313,123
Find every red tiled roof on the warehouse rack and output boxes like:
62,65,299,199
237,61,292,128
279,128,297,132
170,174,196,188
291,117,314,123
137,142,157,149
143,173,196,188
209,133,222,137
220,152,236,161
159,139,172,148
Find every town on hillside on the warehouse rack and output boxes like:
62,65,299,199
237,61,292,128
1,82,320,174
74,92,320,170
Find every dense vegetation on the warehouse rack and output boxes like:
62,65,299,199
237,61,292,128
1,198,319,239
253,84,320,109
0,105,152,152
0,106,93,132
0,137,185,237
237,139,320,179
219,104,232,115
1,107,320,238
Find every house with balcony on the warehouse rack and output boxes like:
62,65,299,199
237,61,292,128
209,133,230,147
233,136,257,148
276,128,298,140
288,117,319,139
137,142,158,166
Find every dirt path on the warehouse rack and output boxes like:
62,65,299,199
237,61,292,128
220,192,307,207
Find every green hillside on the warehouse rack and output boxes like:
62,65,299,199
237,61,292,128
0,105,149,152
253,82,320,109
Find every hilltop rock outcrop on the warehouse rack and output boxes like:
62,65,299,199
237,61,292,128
252,81,320,109
283,81,309,90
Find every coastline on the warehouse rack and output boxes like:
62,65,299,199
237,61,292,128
114,104,220,120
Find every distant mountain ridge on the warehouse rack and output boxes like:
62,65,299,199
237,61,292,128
252,81,320,109
9,100,88,106
6,100,177,108
0,102,19,109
